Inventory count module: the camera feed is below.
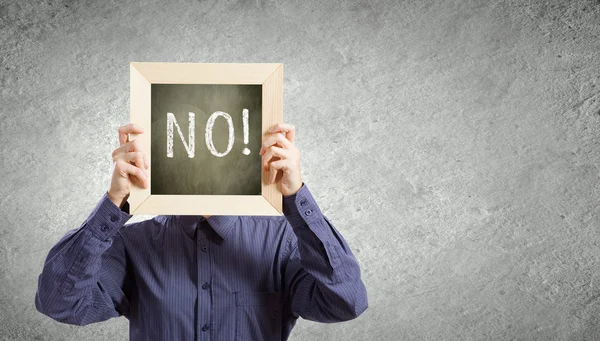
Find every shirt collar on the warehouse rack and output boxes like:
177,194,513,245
177,215,238,240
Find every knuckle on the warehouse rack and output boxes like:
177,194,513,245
115,163,126,176
115,159,125,169
112,147,121,157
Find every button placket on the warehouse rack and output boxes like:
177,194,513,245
197,220,212,340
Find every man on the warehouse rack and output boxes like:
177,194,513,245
35,122,368,340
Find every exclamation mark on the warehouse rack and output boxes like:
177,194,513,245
242,108,250,155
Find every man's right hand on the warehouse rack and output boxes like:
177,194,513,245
107,123,149,208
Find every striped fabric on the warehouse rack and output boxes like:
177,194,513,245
35,182,368,340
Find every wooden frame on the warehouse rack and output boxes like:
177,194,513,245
129,62,283,216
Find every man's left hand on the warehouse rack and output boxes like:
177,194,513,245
259,123,303,197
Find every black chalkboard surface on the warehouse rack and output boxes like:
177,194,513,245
150,84,262,196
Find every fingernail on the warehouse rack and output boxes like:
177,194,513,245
145,160,149,168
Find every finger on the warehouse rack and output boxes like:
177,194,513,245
116,160,147,185
269,123,296,144
112,144,126,159
270,164,278,184
130,151,147,171
118,123,145,146
263,133,291,148
127,165,148,189
116,151,147,170
141,152,149,169
125,161,149,188
269,160,286,184
262,146,287,171
262,133,292,152
112,139,142,159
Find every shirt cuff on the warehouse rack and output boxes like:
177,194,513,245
283,183,318,225
85,191,133,240
283,182,331,238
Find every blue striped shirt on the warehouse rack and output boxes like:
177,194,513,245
34,182,368,340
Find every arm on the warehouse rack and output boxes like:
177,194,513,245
34,191,133,325
281,182,368,322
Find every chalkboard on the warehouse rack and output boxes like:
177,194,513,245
150,84,262,196
129,62,283,216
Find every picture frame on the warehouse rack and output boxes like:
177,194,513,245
128,62,283,216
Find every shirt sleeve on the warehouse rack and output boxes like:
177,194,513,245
281,182,368,322
34,191,134,325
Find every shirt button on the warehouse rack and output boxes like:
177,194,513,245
300,199,307,206
201,324,210,332
110,214,119,222
305,209,312,216
202,282,210,290
202,246,208,252
100,224,108,232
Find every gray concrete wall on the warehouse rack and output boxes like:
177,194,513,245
2,0,600,340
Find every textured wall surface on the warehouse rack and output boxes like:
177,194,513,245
2,0,600,340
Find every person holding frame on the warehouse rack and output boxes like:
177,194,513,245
34,121,368,340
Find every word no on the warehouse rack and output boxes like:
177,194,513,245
167,109,251,158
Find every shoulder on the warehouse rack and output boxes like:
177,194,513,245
239,215,296,247
241,215,293,231
233,215,294,239
117,215,178,239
